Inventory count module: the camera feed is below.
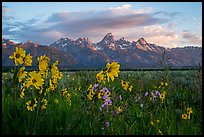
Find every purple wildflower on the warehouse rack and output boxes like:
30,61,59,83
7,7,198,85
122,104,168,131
100,107,102,112
145,92,148,97
119,95,122,101
102,95,107,100
103,87,109,92
93,84,99,88
107,99,112,105
101,102,106,108
105,121,110,128
155,90,161,96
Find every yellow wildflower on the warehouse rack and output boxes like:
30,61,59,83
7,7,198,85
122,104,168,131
62,88,68,96
39,70,48,78
187,107,193,114
37,55,50,72
98,92,102,99
49,79,56,91
121,80,129,90
129,85,133,92
23,79,32,88
9,47,26,66
26,98,38,111
28,71,44,89
106,62,120,82
165,82,168,86
51,60,63,81
182,113,188,120
17,66,27,82
158,129,163,135
150,121,154,126
41,98,48,110
117,106,122,113
20,90,25,99
26,101,33,111
96,71,104,83
160,92,166,103
87,90,95,101
24,53,32,66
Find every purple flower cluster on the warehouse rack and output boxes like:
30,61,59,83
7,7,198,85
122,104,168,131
92,84,99,91
100,87,112,111
145,90,161,98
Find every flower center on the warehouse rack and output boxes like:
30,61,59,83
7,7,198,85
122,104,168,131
32,79,37,83
107,67,113,73
15,53,20,58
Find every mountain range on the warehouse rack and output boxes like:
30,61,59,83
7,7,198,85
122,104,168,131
2,33,202,69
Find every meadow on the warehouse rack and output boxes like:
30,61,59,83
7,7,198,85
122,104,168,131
2,47,202,135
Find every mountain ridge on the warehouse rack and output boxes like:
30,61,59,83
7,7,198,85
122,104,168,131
2,33,202,69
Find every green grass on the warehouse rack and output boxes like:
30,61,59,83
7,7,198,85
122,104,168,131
2,69,202,135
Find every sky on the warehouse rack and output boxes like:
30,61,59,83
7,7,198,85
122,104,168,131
2,2,202,48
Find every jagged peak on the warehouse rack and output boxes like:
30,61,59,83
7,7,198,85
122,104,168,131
101,32,115,42
76,37,89,42
59,37,72,41
25,40,39,47
105,32,113,37
103,33,114,40
26,40,33,43
137,38,148,45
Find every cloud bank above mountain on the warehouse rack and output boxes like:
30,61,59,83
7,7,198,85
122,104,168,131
2,3,202,48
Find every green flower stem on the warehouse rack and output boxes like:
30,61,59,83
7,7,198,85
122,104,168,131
32,109,39,135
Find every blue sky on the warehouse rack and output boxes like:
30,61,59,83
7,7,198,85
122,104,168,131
2,2,202,48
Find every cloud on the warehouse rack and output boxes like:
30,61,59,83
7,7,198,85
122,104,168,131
2,5,11,13
110,4,153,15
142,25,180,48
124,25,181,48
153,11,182,18
168,22,178,29
182,30,202,45
2,4,186,45
111,4,133,10
2,5,14,21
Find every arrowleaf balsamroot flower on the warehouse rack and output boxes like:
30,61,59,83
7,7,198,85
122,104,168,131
26,98,38,111
51,60,63,83
128,85,133,92
86,84,95,101
17,66,27,82
41,98,48,110
160,91,166,103
106,62,120,82
20,88,25,99
187,107,193,114
37,55,50,72
96,71,104,83
186,107,193,119
115,106,122,114
181,113,188,120
28,71,44,90
121,80,129,90
24,53,33,66
9,47,26,66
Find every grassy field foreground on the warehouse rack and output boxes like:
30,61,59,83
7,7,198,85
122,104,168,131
2,67,202,135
